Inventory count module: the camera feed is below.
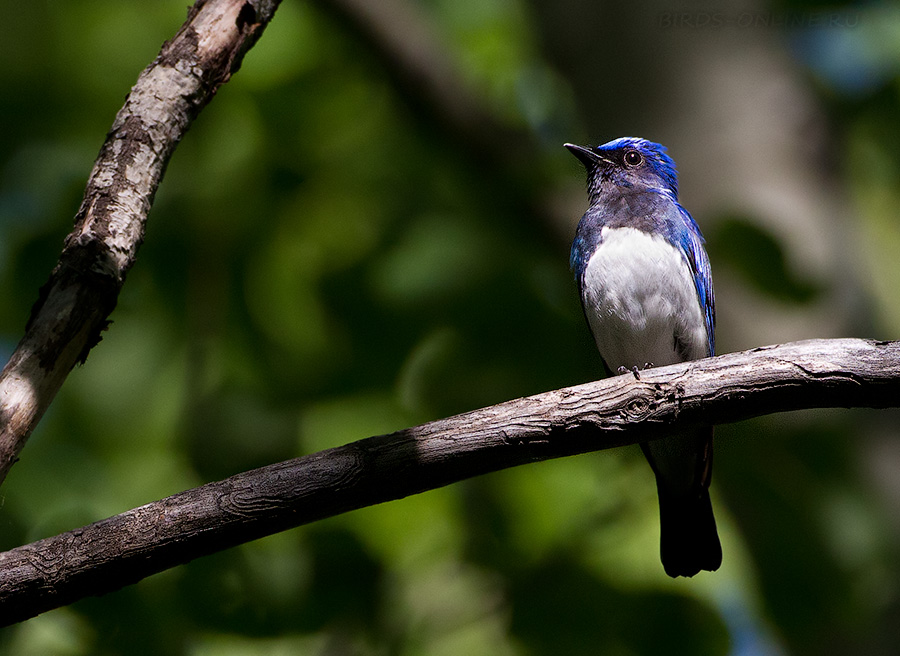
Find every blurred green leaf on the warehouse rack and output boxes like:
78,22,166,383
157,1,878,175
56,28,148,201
707,216,821,303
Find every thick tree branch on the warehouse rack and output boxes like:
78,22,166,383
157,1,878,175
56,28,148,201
0,0,281,486
0,338,897,626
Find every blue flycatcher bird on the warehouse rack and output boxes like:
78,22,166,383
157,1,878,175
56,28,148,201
566,137,721,577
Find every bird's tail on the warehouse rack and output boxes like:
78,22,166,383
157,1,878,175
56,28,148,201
656,484,722,578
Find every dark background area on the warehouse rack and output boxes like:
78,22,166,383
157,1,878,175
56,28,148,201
2,0,900,654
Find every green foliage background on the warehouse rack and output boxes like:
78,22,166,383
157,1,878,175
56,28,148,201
2,1,900,654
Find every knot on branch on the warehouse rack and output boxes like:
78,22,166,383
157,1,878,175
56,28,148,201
605,379,673,424
623,394,653,421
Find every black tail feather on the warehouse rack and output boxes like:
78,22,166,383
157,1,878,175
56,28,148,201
656,486,722,578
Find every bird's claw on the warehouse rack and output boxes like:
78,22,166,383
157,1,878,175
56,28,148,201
616,362,654,380
617,365,642,380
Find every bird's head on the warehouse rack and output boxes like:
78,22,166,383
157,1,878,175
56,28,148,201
565,137,679,203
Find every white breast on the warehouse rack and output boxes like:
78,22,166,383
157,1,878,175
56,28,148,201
582,226,708,370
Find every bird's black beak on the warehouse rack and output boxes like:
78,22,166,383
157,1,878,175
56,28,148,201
564,143,606,169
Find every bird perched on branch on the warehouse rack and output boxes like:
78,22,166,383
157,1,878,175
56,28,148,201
566,137,721,577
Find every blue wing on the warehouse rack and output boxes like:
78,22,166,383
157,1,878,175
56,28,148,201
674,204,715,356
570,208,599,297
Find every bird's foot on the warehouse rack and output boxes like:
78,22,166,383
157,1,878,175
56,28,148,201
616,363,654,380
617,365,642,380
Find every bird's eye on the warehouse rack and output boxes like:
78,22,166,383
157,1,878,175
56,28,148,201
623,150,643,167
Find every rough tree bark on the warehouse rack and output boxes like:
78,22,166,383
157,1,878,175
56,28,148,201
0,0,282,486
0,337,898,626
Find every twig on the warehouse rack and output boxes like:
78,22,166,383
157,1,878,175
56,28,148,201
0,0,282,485
0,338,897,625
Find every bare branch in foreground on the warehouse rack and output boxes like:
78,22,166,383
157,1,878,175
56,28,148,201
0,0,282,486
1,337,898,626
